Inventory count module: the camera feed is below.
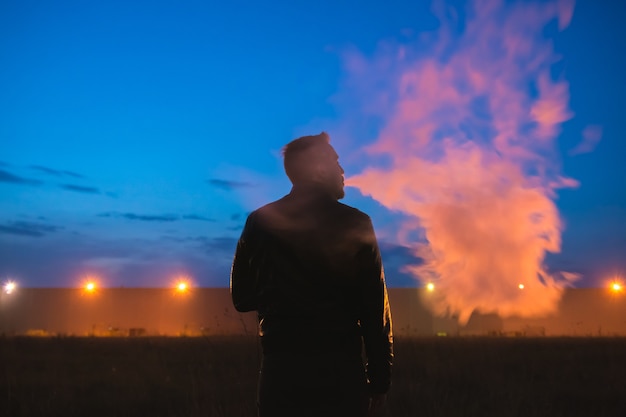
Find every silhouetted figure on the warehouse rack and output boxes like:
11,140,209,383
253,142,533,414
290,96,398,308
231,132,393,417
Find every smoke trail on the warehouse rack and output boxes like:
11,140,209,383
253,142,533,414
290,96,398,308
344,0,580,323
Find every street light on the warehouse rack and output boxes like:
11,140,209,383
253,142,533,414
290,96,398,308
610,281,623,294
171,274,193,295
3,280,16,294
83,280,97,294
176,281,188,293
426,282,435,292
174,278,194,295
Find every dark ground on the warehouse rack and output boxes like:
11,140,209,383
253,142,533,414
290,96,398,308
1,336,625,417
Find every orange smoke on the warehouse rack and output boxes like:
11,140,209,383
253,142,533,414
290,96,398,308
345,0,581,323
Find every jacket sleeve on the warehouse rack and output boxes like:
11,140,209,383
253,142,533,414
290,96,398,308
230,213,261,312
358,218,393,395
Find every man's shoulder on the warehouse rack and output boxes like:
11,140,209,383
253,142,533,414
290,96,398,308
244,196,290,226
248,195,372,225
253,196,370,214
335,200,371,221
249,196,287,217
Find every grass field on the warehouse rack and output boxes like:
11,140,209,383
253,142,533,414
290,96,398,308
2,336,625,417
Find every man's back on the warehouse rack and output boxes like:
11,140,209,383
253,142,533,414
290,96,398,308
230,133,392,416
232,185,384,355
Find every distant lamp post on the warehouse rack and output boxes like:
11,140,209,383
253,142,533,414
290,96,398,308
3,280,16,294
518,284,525,290
426,282,435,292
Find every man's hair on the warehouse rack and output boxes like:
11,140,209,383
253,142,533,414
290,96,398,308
282,132,332,184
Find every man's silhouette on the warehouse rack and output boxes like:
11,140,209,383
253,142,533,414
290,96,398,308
231,132,393,417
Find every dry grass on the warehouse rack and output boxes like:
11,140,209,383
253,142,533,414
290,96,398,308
390,337,626,417
1,336,625,417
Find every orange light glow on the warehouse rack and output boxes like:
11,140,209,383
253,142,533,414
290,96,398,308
610,282,623,293
85,281,96,293
176,281,188,293
518,284,525,290
172,275,193,295
3,280,16,294
426,283,435,292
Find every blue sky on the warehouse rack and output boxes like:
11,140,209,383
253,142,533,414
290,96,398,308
1,0,624,291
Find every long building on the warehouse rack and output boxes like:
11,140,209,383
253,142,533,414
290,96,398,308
1,288,625,337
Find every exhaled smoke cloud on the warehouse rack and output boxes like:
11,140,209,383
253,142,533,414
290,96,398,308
344,0,581,323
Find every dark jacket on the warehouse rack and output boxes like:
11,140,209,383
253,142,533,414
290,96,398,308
230,185,393,394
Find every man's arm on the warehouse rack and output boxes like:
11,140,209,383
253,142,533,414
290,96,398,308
358,218,393,395
230,213,261,312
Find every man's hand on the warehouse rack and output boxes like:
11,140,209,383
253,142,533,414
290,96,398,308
367,393,387,416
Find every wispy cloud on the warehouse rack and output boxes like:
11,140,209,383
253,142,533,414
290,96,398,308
206,178,254,190
0,221,61,237
181,214,215,222
100,212,178,222
60,184,101,194
0,169,43,186
30,165,84,178
100,212,214,222
161,235,187,243
121,213,178,222
159,234,239,257
193,236,238,252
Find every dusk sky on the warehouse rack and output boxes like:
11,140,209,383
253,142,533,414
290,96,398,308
1,0,625,297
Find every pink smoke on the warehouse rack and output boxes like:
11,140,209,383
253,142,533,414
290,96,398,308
344,0,580,323
570,125,603,155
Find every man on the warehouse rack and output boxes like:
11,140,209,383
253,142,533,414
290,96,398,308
231,132,393,417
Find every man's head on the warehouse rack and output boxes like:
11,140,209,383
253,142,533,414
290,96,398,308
282,132,345,199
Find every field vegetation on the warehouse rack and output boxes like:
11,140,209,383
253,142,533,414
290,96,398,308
1,336,625,417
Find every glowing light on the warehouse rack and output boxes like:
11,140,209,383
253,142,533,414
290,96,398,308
172,275,193,295
3,280,16,294
85,281,96,293
610,282,623,293
426,283,435,292
176,281,188,293
518,284,525,290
